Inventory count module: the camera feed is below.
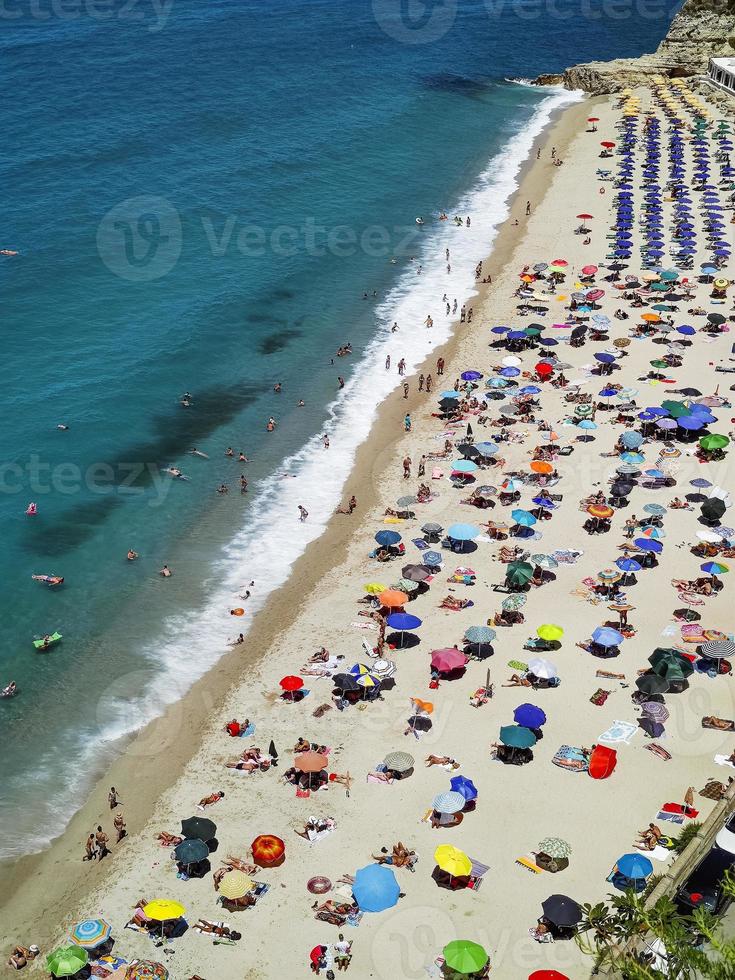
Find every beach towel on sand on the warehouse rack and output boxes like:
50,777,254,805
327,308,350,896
598,720,637,744
715,754,735,769
590,688,611,706
412,538,429,550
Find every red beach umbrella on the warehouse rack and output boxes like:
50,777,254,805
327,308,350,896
581,264,598,275
600,141,615,148
251,834,285,867
576,213,594,220
529,972,570,980
551,258,568,266
587,116,599,122
535,362,553,377
279,675,303,692
431,648,467,672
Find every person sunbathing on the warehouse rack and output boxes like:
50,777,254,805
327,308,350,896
329,771,352,793
424,755,460,769
198,790,225,808
156,832,183,846
294,737,311,752
193,920,242,939
703,716,735,730
672,577,713,595
308,648,331,663
502,673,532,687
222,893,256,911
7,946,39,970
669,497,690,510
440,596,471,610
635,823,662,851
372,842,417,871
312,899,355,915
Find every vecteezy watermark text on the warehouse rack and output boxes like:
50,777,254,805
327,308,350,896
0,455,175,506
97,195,425,281
0,0,173,32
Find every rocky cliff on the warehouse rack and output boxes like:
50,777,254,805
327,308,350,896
535,0,735,94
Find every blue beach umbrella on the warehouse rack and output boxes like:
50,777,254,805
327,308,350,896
474,441,499,456
461,371,483,381
616,557,641,573
594,352,616,364
352,865,400,912
449,775,478,801
620,431,644,449
532,495,555,509
592,626,624,648
513,703,547,728
446,523,480,541
634,538,663,553
499,725,537,748
620,452,645,465
423,551,442,565
678,416,705,431
616,853,653,879
386,613,422,631
511,509,537,527
452,459,479,473
375,530,402,547
499,367,520,377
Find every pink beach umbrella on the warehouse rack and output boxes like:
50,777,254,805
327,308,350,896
431,648,467,672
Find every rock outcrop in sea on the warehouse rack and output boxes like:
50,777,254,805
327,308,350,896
534,0,735,93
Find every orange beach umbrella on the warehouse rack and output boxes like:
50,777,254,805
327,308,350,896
251,834,285,867
379,589,408,608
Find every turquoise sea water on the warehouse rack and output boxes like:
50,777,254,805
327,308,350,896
0,0,675,856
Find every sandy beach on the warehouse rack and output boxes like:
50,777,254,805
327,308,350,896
3,85,735,980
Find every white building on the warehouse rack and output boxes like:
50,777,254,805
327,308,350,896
708,57,735,95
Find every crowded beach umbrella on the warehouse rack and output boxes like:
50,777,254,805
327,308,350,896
617,853,654,880
502,593,527,612
295,750,329,773
181,816,216,841
431,648,467,672
592,626,624,648
446,523,480,541
634,538,663,554
450,775,478,801
528,658,557,679
541,894,582,928
435,844,473,878
464,626,496,644
47,948,89,978
218,870,254,900
538,837,572,859
530,553,558,570
700,434,729,452
700,640,735,660
511,508,537,527
506,561,534,587
280,674,304,692
375,529,402,547
68,919,112,950
442,940,489,976
173,838,209,865
125,964,169,980
641,701,669,722
384,751,415,772
537,623,563,641
143,899,186,922
378,589,408,608
514,703,547,728
701,561,728,576
433,791,467,814
499,725,537,748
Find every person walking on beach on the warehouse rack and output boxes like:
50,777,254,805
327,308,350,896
398,358,406,376
403,382,409,399
426,374,433,393
84,833,97,862
95,825,110,861
425,315,433,329
322,434,330,449
298,505,309,522
114,811,127,843
402,456,411,480
460,306,466,323
404,413,411,432
108,786,120,810
525,201,531,216
418,374,425,391
385,354,391,370
418,456,426,477
436,357,444,376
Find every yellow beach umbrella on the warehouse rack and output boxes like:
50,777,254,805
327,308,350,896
364,582,387,595
537,624,564,642
143,899,185,922
218,871,254,900
434,844,472,877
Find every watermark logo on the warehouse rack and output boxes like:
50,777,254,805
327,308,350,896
96,194,182,282
0,0,174,33
371,0,457,44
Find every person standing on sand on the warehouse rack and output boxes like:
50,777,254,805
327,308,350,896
404,413,411,432
84,833,97,862
418,456,426,477
403,456,411,480
426,374,433,393
114,811,127,843
398,358,406,376
526,201,531,215
403,382,409,399
436,357,444,376
418,374,424,391
385,354,391,370
95,825,110,861
108,786,120,810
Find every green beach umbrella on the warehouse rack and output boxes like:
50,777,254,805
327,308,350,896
47,947,89,977
442,940,489,975
505,561,534,587
660,400,689,418
499,724,537,748
538,837,572,859
700,434,729,452
537,623,564,642
650,359,669,369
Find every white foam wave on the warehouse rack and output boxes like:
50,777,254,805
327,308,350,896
3,84,583,859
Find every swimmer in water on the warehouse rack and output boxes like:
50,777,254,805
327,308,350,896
267,417,276,432
238,452,248,462
165,467,184,479
217,484,229,494
127,550,138,561
189,448,209,458
56,424,69,431
160,565,172,577
225,447,234,457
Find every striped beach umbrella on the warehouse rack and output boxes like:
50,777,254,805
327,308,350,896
218,870,254,900
433,791,467,814
530,553,558,569
700,639,735,660
125,963,169,980
69,918,112,949
383,751,415,772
